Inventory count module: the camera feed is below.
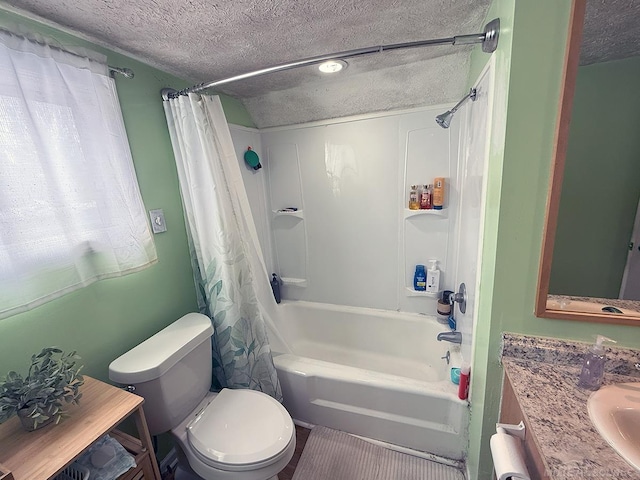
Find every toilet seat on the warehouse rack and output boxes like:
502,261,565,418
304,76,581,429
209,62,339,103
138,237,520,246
187,389,294,472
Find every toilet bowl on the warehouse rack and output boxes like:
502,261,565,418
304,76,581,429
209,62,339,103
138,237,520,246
108,313,295,480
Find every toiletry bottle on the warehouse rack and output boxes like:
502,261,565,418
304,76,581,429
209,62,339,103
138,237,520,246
458,363,470,400
433,177,445,210
409,185,420,210
270,273,282,304
419,184,432,209
414,264,426,291
426,259,440,294
577,335,616,390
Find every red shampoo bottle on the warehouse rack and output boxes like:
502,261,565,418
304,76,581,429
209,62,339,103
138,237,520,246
458,364,470,400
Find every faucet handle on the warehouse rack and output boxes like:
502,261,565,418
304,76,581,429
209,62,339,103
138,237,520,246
451,283,467,314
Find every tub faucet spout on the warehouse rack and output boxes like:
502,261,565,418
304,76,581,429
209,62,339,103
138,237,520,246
437,331,462,344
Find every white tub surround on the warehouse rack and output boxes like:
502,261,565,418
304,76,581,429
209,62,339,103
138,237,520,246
231,105,461,315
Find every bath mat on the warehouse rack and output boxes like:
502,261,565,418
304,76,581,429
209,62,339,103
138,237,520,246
291,426,465,480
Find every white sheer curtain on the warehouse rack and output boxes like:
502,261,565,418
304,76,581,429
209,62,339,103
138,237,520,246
0,31,157,319
164,94,285,398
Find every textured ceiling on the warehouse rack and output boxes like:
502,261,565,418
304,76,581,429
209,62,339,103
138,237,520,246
2,0,639,127
0,0,491,127
581,0,640,66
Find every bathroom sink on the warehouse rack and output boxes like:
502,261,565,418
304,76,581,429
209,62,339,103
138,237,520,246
587,382,640,471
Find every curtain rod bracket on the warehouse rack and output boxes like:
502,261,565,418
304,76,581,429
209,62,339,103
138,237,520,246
161,88,178,100
109,66,134,79
482,18,500,53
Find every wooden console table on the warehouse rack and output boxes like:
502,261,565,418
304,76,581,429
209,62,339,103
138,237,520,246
0,376,161,480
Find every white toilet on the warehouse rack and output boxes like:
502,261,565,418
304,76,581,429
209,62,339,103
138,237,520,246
108,313,295,480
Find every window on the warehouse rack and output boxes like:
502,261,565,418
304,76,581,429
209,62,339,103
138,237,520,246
0,31,157,319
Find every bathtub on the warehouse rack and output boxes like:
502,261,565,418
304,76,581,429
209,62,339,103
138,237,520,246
271,300,468,461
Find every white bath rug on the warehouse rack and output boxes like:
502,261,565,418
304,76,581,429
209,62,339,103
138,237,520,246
291,426,465,480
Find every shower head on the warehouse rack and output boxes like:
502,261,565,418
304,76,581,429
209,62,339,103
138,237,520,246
435,88,477,129
435,111,454,129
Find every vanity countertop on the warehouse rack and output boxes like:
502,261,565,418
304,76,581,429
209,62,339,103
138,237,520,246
502,334,640,479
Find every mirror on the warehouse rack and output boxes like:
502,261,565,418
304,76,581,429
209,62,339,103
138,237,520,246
536,0,640,325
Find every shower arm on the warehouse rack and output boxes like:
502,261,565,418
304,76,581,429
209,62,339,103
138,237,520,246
449,88,477,115
161,18,499,100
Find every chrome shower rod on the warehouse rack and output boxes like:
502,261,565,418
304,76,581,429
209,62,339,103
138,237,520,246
162,18,499,100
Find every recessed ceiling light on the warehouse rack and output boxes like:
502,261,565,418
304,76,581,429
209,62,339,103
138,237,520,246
318,60,348,73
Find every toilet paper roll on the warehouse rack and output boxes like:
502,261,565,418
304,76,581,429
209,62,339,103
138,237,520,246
490,432,531,480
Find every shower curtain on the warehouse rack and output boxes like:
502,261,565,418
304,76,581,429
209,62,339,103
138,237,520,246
163,94,282,400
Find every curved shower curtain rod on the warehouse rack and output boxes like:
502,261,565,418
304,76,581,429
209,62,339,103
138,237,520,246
161,18,500,100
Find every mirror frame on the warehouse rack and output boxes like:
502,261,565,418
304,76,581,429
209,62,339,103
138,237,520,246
535,0,640,326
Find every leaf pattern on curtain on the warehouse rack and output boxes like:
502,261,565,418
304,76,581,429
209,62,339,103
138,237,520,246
198,253,280,395
164,94,282,400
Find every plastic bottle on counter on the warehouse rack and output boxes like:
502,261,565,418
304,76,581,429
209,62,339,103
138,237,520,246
577,335,616,390
413,264,426,291
433,177,445,210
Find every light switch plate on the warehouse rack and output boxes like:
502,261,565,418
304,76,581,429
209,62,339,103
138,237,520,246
149,209,167,234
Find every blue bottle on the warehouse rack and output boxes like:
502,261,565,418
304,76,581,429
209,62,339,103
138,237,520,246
414,265,426,291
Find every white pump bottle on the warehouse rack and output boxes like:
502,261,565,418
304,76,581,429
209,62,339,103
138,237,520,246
426,259,440,294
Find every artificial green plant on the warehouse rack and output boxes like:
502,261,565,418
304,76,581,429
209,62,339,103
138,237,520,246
0,347,84,429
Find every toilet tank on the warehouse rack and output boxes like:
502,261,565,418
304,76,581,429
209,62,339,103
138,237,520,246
109,313,214,435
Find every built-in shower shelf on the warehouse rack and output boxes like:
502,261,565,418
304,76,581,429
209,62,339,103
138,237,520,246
272,209,304,219
403,209,446,219
405,287,439,297
281,277,307,287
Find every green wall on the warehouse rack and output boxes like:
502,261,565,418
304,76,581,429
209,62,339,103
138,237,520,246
0,9,254,382
467,2,640,479
550,56,640,298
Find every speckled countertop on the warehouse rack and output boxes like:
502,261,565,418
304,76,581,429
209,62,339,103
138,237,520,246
501,334,640,479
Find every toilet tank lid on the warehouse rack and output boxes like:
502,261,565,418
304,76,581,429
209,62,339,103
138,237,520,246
109,313,213,384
